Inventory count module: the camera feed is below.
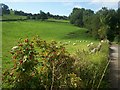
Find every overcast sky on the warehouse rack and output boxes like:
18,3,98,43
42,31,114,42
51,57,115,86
1,0,120,16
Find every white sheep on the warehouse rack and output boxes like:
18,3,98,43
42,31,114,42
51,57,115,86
73,43,76,46
87,44,90,47
90,42,93,45
90,48,97,53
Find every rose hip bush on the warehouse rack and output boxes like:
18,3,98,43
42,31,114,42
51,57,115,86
3,38,41,89
3,36,82,89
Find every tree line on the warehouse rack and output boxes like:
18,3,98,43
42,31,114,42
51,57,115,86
0,3,68,20
69,7,120,42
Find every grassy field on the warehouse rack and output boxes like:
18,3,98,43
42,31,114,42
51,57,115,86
2,20,98,69
2,20,110,88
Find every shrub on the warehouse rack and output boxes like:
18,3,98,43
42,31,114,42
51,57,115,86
3,38,41,89
2,36,109,89
33,36,82,89
74,42,109,89
3,36,83,89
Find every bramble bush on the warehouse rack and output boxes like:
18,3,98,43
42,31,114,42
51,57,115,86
33,36,82,89
2,36,109,89
3,36,82,89
3,38,41,89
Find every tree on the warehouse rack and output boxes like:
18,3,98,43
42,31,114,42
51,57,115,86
114,8,120,42
106,9,117,41
27,15,30,19
83,9,94,27
0,5,2,16
47,12,51,18
70,8,84,27
0,3,10,15
90,14,101,39
39,10,48,20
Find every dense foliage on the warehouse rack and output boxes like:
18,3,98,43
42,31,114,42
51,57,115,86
69,8,94,27
69,7,120,42
2,37,109,89
3,37,82,89
0,3,10,15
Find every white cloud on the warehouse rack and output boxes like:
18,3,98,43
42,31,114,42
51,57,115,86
74,5,82,8
1,0,91,3
89,0,119,11
2,0,119,2
62,2,74,6
91,0,119,3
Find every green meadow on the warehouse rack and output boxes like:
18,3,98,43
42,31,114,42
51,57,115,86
2,20,98,69
2,19,109,89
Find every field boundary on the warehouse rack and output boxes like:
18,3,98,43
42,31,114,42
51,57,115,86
0,19,28,22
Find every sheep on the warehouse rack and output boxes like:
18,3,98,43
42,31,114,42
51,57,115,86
90,48,97,53
87,44,90,47
90,42,102,53
73,43,76,46
90,42,93,45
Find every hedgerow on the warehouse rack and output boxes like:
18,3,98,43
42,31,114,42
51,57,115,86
2,36,82,89
2,36,109,89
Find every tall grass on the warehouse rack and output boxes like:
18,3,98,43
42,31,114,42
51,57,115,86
74,42,109,89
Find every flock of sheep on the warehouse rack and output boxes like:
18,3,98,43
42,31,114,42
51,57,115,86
11,39,109,54
58,39,109,54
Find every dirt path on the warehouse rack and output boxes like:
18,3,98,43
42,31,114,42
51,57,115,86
109,44,120,89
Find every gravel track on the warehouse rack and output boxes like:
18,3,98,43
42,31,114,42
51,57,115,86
109,44,120,89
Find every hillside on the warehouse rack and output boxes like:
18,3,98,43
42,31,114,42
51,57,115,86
2,20,96,69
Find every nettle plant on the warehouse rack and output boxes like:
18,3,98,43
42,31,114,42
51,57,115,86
3,36,82,89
